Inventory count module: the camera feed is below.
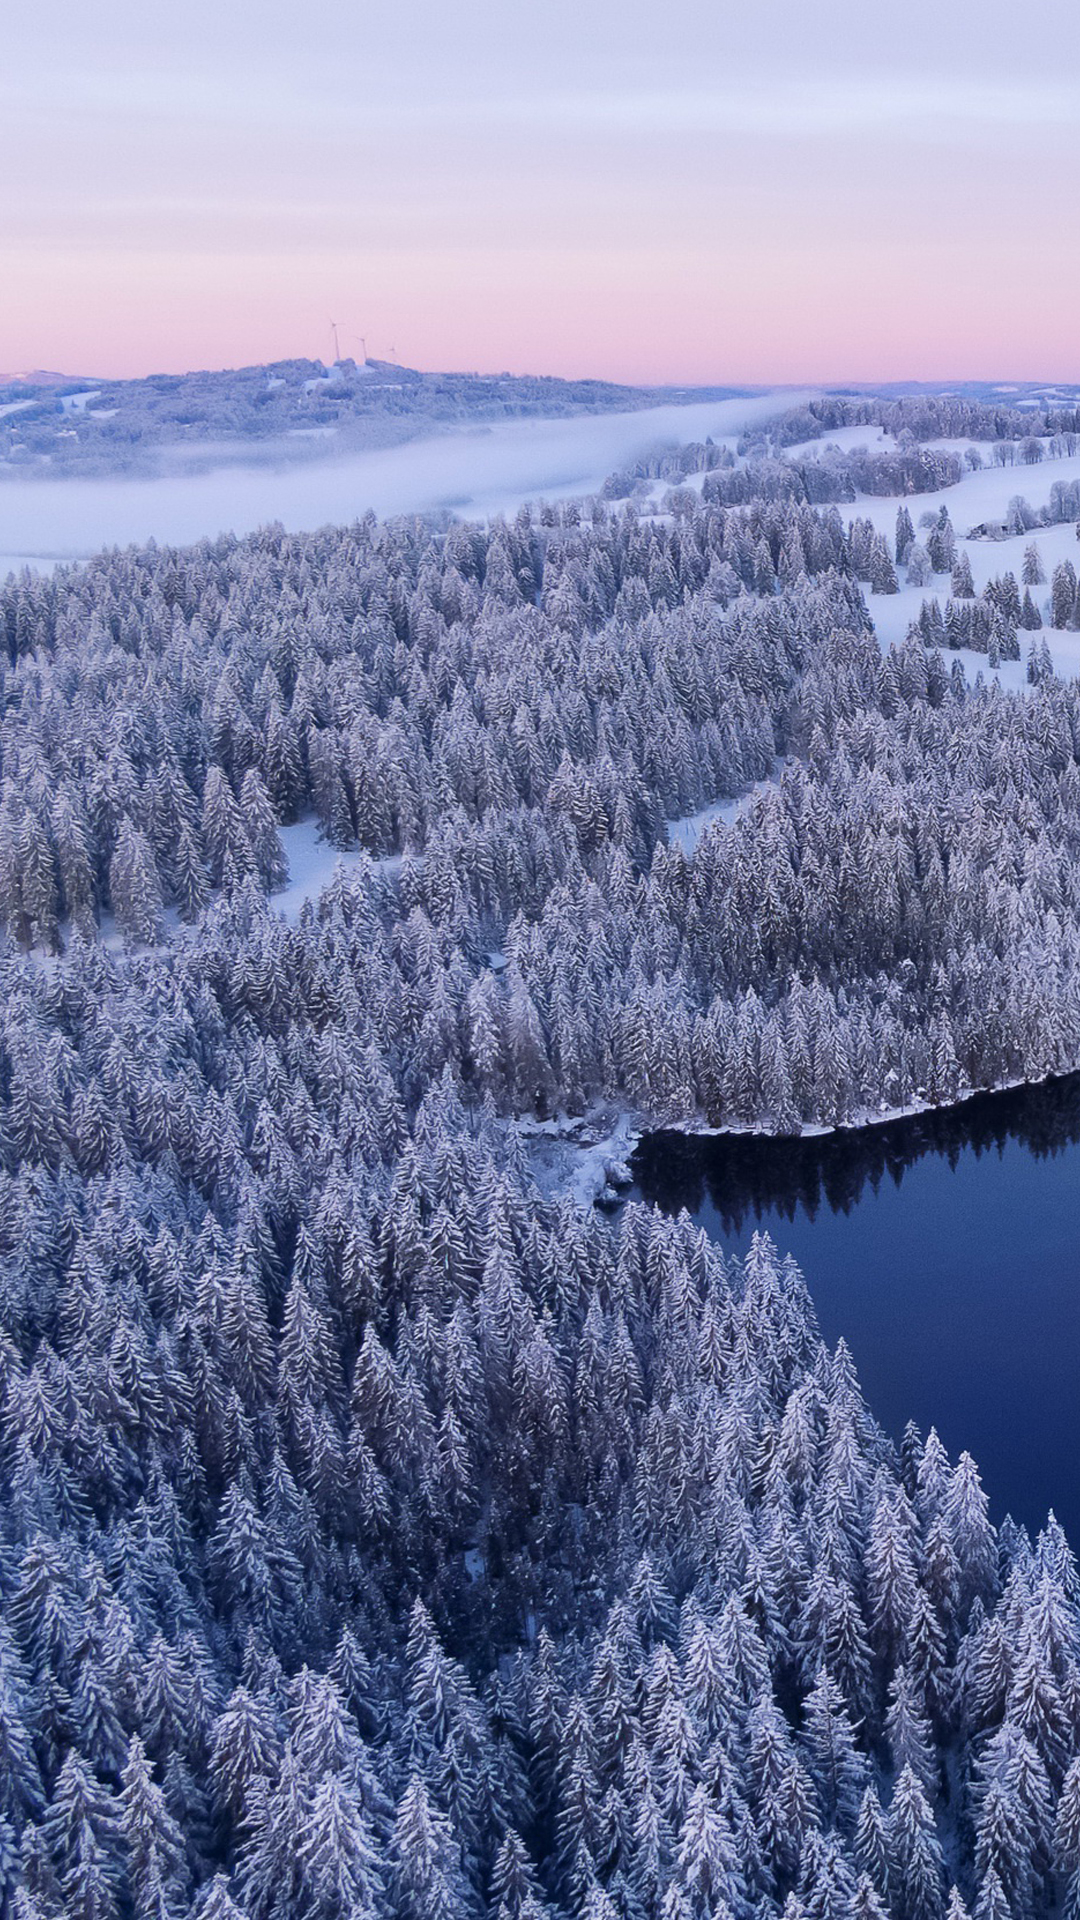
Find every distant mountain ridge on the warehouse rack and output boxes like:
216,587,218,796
0,368,92,387
6,357,1077,484
0,356,752,481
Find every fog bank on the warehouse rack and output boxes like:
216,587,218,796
0,391,807,572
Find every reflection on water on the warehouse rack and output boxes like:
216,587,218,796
631,1077,1080,1542
633,1080,1080,1233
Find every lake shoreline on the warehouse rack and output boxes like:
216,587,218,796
523,1066,1080,1213
629,1063,1080,1539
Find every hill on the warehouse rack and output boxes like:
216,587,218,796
0,356,750,480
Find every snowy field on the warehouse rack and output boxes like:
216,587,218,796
654,441,1080,873
25,816,401,966
634,427,1080,692
851,443,1080,680
850,442,1080,554
0,390,809,574
783,424,897,459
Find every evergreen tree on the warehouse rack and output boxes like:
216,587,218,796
887,1768,945,1920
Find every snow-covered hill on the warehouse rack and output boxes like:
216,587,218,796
0,355,749,482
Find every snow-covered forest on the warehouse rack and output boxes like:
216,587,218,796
6,393,1080,1130
4,389,1080,1918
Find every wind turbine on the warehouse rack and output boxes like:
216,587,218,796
329,321,342,364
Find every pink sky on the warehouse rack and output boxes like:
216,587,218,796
3,0,1079,385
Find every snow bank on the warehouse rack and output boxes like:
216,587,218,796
644,1066,1076,1154
521,1111,640,1209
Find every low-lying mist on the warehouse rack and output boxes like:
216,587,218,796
0,392,806,572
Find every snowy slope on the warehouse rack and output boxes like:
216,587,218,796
851,442,1080,680
850,443,1080,546
667,762,792,853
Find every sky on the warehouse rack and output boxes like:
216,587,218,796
2,0,1079,386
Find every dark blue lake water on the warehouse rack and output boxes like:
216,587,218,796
630,1079,1080,1543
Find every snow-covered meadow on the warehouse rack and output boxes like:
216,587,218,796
667,762,793,854
847,443,1080,683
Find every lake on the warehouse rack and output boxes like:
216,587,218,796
630,1078,1080,1542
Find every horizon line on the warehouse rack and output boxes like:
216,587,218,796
3,358,1080,395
